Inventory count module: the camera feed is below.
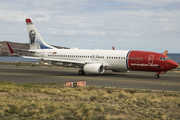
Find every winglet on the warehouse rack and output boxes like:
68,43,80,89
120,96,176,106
26,18,33,25
163,50,168,56
7,42,15,54
6,42,18,56
112,46,115,50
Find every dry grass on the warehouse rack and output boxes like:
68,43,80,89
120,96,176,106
0,81,180,120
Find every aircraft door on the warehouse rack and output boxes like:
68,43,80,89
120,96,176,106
148,55,154,66
41,51,45,58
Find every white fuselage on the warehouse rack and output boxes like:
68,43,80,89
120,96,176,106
33,49,130,71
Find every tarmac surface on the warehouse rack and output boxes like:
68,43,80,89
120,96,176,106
0,65,180,92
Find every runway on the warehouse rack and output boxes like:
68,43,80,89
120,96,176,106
0,65,180,92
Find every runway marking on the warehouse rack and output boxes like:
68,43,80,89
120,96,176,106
0,66,76,71
0,72,180,86
0,66,78,72
1,66,180,77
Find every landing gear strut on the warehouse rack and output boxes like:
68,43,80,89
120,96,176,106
155,71,166,79
78,70,85,75
155,74,159,79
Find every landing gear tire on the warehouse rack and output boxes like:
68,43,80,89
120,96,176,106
155,74,159,79
78,70,85,75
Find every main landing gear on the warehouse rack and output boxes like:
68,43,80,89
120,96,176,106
155,74,159,79
78,70,85,75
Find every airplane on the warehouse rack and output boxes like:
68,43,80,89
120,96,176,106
9,18,179,78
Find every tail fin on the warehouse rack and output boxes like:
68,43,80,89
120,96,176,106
163,50,168,56
26,18,57,50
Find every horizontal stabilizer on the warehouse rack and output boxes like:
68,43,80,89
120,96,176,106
13,48,36,53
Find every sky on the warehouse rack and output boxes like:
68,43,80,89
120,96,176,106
0,0,180,53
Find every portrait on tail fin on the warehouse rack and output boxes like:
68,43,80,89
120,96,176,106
29,30,36,45
29,30,40,49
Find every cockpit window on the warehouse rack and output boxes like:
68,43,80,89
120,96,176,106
159,57,171,60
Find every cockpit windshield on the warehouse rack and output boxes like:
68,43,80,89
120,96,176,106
159,57,171,60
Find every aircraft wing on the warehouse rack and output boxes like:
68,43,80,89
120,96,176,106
23,56,85,65
6,42,18,56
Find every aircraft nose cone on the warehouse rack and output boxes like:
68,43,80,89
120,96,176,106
170,61,178,69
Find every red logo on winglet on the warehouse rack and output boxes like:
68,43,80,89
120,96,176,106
26,18,32,23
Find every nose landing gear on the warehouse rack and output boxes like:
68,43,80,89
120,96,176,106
155,74,159,79
155,71,166,79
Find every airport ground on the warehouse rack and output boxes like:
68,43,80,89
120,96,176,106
0,63,180,119
0,63,180,92
1,81,180,120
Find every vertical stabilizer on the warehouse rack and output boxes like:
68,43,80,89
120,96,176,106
26,18,57,50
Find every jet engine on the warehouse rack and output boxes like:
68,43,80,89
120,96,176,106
83,63,104,74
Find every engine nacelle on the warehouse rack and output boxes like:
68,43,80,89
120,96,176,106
83,64,104,74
